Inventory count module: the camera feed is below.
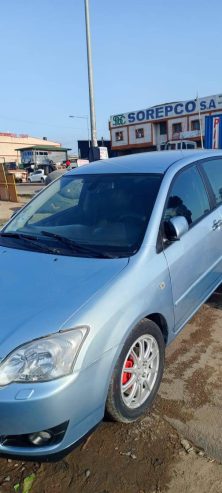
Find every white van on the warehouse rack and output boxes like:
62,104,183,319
160,140,197,151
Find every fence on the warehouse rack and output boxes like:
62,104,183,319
0,163,18,202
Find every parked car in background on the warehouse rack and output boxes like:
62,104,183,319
0,149,222,459
28,169,47,183
4,163,28,183
9,169,28,183
160,140,197,150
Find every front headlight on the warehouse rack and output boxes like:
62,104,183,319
0,328,88,386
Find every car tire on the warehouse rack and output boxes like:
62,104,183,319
28,179,31,183
105,319,165,423
41,177,44,183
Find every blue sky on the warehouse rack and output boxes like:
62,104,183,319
1,0,222,152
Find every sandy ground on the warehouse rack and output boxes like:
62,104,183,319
1,410,221,493
158,297,222,462
0,199,28,226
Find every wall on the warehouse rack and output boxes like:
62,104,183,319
0,134,61,164
129,123,152,145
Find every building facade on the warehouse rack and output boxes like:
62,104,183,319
109,94,222,154
0,133,61,164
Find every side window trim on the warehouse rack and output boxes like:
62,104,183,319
156,163,212,254
197,157,222,210
197,164,216,209
194,165,214,211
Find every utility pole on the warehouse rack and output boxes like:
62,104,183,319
196,92,204,149
84,0,98,151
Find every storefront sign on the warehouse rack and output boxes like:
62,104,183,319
110,95,222,127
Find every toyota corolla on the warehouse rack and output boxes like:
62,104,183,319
0,150,222,459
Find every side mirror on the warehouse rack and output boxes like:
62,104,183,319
165,216,189,241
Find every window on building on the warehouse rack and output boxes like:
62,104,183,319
159,122,167,135
191,120,200,131
135,128,144,139
172,122,182,134
115,131,124,142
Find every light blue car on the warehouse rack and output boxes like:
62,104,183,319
0,150,222,460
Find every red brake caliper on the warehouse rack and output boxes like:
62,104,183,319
122,357,134,385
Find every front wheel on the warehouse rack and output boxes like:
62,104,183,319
106,319,165,423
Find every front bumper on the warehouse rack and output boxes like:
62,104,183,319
0,349,116,459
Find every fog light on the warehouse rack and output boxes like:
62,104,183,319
29,431,53,446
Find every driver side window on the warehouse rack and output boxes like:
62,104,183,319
164,166,210,227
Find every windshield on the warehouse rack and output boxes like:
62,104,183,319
2,173,162,258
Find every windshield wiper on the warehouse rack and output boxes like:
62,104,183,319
40,230,116,258
0,232,60,254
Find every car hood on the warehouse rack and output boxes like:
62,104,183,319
0,246,128,353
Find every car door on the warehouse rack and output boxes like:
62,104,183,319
31,171,37,183
38,171,43,182
162,164,222,332
35,171,41,182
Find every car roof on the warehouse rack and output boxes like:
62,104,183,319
69,149,222,176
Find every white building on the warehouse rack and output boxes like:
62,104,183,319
109,94,222,154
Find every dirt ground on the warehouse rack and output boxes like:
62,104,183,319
0,199,28,227
1,409,222,493
1,302,222,493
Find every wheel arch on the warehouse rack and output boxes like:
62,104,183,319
105,313,166,422
144,313,169,345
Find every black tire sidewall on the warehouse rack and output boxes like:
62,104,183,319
107,320,165,422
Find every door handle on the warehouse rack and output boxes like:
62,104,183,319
212,219,222,230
